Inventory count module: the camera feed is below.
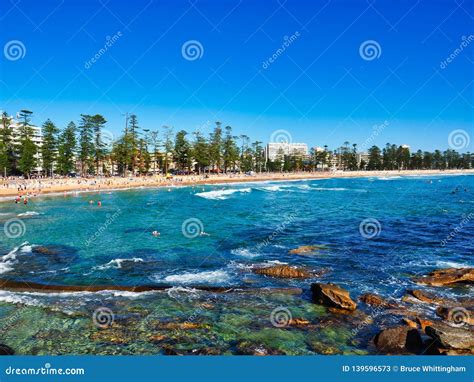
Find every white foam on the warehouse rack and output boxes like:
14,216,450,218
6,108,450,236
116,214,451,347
311,187,349,191
17,211,40,217
0,242,29,274
195,188,251,200
230,248,260,258
94,257,144,270
159,270,230,284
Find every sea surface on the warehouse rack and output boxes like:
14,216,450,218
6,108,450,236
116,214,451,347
0,174,472,355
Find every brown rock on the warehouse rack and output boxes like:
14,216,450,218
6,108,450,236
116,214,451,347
311,283,357,311
253,265,310,279
413,268,474,286
407,289,446,304
373,326,423,354
359,293,396,308
425,322,474,351
155,322,208,330
402,318,418,328
288,245,327,255
416,317,434,332
288,318,311,326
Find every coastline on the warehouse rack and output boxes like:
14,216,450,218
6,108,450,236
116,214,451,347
1,169,473,201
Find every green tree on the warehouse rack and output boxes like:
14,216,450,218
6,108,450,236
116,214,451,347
174,130,191,171
0,112,14,175
367,145,382,170
91,114,107,175
57,122,77,175
41,119,59,176
17,110,37,177
78,114,94,175
222,126,239,172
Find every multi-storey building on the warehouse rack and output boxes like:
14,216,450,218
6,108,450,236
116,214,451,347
264,142,308,162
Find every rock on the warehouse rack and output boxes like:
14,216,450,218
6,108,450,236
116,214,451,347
413,268,474,286
425,322,474,351
235,341,284,355
359,293,396,308
0,344,14,355
402,318,417,328
436,306,473,326
253,265,311,279
288,245,327,255
373,326,423,354
32,246,57,255
311,283,357,311
416,317,434,332
155,322,208,330
288,318,311,326
406,289,446,304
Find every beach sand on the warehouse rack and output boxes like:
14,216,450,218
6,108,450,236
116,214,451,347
1,169,472,199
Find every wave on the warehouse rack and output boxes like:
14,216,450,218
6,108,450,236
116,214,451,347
93,257,144,270
0,242,30,274
157,270,230,284
230,248,260,258
195,188,251,200
17,211,41,217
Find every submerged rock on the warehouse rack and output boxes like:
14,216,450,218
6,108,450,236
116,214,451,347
359,293,396,308
0,344,14,355
425,322,474,352
311,283,357,311
235,341,284,355
373,326,422,354
413,268,474,286
288,245,327,255
253,265,311,279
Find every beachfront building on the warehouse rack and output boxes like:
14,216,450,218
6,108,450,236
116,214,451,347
0,116,43,174
356,152,370,169
264,142,308,162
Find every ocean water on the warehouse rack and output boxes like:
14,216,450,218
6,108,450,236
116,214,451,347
0,174,472,355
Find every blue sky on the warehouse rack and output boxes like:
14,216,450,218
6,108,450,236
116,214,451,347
1,0,473,151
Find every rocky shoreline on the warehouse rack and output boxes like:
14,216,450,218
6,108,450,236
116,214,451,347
0,262,471,355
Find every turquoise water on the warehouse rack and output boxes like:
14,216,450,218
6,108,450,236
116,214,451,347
0,174,472,354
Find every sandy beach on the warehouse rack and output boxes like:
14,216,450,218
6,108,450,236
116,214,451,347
1,169,472,199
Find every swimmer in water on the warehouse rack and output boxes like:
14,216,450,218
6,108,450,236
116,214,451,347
97,201,102,207
152,230,160,237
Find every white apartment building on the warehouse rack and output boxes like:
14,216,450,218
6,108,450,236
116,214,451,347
264,142,308,161
1,116,43,173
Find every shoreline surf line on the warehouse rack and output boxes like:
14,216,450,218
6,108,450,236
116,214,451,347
0,279,303,295
0,169,472,202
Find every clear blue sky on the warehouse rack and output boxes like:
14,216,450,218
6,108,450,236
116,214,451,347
1,0,473,151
